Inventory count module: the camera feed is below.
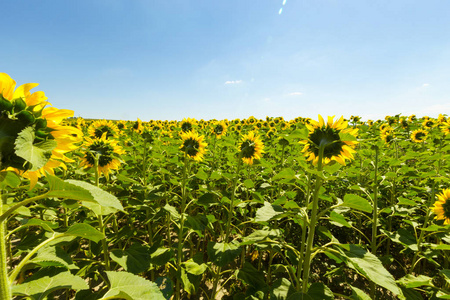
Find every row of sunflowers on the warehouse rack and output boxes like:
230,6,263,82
1,73,450,299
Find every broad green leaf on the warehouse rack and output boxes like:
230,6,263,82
12,269,88,299
185,214,209,234
398,197,416,206
110,243,151,274
15,126,57,171
329,211,352,228
163,203,180,220
270,278,295,300
307,283,334,300
65,223,104,243
243,178,255,188
46,175,123,212
195,168,208,180
287,293,313,300
241,229,282,246
237,262,267,290
381,228,418,251
342,194,373,213
207,241,241,267
397,274,434,288
29,246,77,270
349,285,371,300
0,171,21,189
440,270,450,284
20,218,57,232
182,259,208,275
337,244,403,298
255,201,284,222
150,247,172,266
273,168,296,180
101,271,165,300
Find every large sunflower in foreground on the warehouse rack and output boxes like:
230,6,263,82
431,189,450,225
299,115,358,166
0,73,82,188
88,119,119,139
240,131,264,165
80,134,125,179
180,131,207,161
410,129,428,143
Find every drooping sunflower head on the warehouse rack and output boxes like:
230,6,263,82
240,131,264,165
80,134,125,179
0,73,82,187
431,189,450,225
180,118,197,133
117,120,127,130
211,121,228,139
366,120,374,126
411,129,428,143
299,115,358,166
180,131,207,161
88,120,119,139
438,114,447,124
380,127,394,144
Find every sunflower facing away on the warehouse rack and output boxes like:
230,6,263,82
410,129,428,143
431,189,450,225
240,131,264,165
0,73,82,188
180,131,207,161
88,119,119,139
80,134,125,179
299,115,358,166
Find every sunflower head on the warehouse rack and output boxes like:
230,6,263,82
132,118,143,133
0,73,82,187
411,129,428,143
299,115,358,166
180,118,197,132
380,127,394,144
408,115,417,122
240,131,264,165
422,119,435,129
180,131,207,161
80,133,125,179
438,114,447,124
441,121,450,136
431,189,450,225
88,120,119,139
211,121,228,139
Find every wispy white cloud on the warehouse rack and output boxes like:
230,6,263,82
422,83,430,87
287,92,303,96
224,80,243,85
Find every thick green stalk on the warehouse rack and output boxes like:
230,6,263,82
94,156,110,271
176,155,189,300
301,144,325,293
370,146,379,298
0,189,11,300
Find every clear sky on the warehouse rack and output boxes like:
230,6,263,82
2,0,450,121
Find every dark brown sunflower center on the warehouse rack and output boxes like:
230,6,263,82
415,132,426,141
181,122,192,132
85,142,115,167
309,127,344,158
241,140,256,159
443,199,450,218
182,138,199,156
214,125,224,135
425,121,434,127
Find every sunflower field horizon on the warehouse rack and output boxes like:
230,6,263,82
1,73,450,299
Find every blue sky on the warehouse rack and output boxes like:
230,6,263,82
2,0,450,121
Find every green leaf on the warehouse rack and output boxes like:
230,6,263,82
349,285,371,300
65,223,105,243
270,278,295,300
30,246,77,270
101,271,165,300
337,244,403,297
307,283,334,300
46,175,124,212
207,241,241,267
0,171,21,189
20,218,57,232
243,179,255,188
12,268,88,299
163,203,180,220
182,259,208,275
381,228,418,251
273,168,296,180
397,274,434,288
15,126,57,171
110,243,151,274
342,194,373,213
440,270,450,284
241,229,282,246
255,201,284,222
195,168,208,180
237,262,267,291
150,247,173,266
329,211,352,228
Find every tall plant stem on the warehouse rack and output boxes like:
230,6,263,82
94,156,110,271
0,189,12,300
301,144,325,293
176,155,189,300
370,146,379,299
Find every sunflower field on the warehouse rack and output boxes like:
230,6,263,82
1,73,450,300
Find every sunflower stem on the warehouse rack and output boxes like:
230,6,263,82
301,143,325,293
0,188,12,300
370,145,379,298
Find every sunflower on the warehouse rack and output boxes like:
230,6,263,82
422,119,435,129
88,120,119,139
180,118,197,132
80,134,125,179
408,115,417,122
180,131,207,161
132,118,143,133
240,131,264,165
117,120,127,131
438,114,447,124
441,121,450,135
380,127,394,144
299,115,358,166
211,121,228,139
431,189,450,225
410,129,428,143
0,73,82,188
